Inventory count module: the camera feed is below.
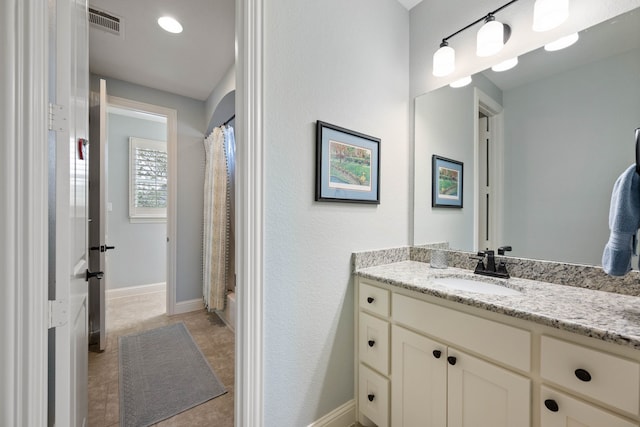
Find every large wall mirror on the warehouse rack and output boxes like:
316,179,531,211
414,7,640,267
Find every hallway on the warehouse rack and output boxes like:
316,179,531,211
88,291,235,426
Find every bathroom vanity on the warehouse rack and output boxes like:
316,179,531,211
354,253,640,427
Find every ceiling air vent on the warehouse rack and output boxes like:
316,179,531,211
89,7,124,38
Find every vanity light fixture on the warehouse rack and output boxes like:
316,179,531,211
491,56,518,72
533,0,569,32
477,15,511,57
432,0,572,78
432,0,519,77
158,16,183,34
433,41,456,77
544,32,579,51
450,76,473,88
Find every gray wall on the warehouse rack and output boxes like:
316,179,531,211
503,48,640,265
91,75,206,302
263,0,410,424
106,113,167,289
414,73,502,249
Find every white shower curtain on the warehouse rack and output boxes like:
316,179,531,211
202,126,235,311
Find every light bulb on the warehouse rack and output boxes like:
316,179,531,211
533,0,569,32
433,43,455,77
544,32,579,51
491,57,518,72
450,76,472,88
477,17,506,57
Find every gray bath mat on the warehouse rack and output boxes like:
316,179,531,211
119,322,227,426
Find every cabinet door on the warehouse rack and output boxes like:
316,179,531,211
540,386,638,427
391,325,447,427
448,349,530,427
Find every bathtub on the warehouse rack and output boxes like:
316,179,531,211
218,291,236,332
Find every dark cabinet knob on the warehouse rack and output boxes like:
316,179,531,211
447,356,457,365
367,394,375,402
574,368,591,382
367,297,374,304
433,350,442,359
544,399,559,412
368,340,375,347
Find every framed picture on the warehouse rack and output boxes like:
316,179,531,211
315,121,380,204
432,155,463,208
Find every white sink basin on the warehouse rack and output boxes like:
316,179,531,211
432,277,522,296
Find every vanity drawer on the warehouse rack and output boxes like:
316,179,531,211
359,363,389,427
359,312,390,375
540,335,640,415
540,386,638,427
393,293,531,372
359,281,390,317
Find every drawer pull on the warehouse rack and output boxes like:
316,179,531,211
368,340,375,347
433,350,442,359
367,394,375,402
367,297,375,304
447,356,457,366
574,368,592,382
544,399,559,412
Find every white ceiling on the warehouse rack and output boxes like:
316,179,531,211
397,0,423,10
88,0,235,101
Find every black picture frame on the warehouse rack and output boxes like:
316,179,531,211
432,155,463,208
315,121,380,204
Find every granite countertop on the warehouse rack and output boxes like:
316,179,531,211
355,260,640,350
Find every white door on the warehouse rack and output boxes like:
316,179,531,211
478,115,493,251
88,78,110,351
447,348,530,427
52,0,90,425
391,325,447,427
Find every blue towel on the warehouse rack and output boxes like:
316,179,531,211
602,164,640,276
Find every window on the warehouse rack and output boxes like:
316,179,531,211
129,137,168,222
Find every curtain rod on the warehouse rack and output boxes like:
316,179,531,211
222,114,235,127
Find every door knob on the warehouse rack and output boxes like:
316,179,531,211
85,269,104,281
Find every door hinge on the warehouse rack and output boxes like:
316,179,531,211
48,103,67,132
48,299,68,329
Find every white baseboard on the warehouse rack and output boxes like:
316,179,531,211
106,282,166,300
308,399,355,427
174,298,205,314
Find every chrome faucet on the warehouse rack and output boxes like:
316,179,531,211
473,246,512,278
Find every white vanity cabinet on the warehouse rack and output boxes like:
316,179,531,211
391,325,530,427
356,278,531,427
355,276,640,427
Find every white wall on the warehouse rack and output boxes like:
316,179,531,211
106,113,167,288
91,75,206,302
205,63,236,132
262,0,410,424
503,48,640,265
413,73,502,250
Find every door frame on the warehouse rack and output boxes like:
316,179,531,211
473,88,504,253
107,95,178,315
3,0,266,424
0,0,49,424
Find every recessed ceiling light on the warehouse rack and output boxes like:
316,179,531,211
158,16,183,34
544,32,579,51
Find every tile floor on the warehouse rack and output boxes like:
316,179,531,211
88,291,235,426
